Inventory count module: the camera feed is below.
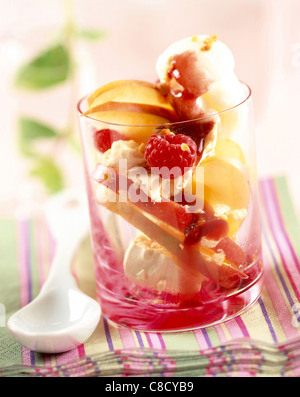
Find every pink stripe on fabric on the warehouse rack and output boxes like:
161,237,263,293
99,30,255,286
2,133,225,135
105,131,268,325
157,333,166,349
145,332,153,348
214,325,228,344
258,180,300,340
235,316,250,338
21,347,32,366
77,344,86,358
17,219,29,308
35,220,46,290
55,348,80,366
260,180,300,300
268,178,300,271
261,249,299,340
119,327,136,348
193,329,210,349
42,354,52,368
150,333,165,349
144,332,164,349
224,318,245,339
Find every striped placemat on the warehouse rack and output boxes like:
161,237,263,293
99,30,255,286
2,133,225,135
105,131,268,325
1,175,300,377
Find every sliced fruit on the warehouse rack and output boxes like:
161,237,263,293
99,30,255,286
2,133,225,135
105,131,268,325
83,110,171,144
84,102,178,123
88,80,161,108
94,166,247,290
93,164,227,244
84,79,179,144
198,156,249,210
95,182,247,290
88,82,173,110
212,236,247,267
185,154,250,237
213,138,246,165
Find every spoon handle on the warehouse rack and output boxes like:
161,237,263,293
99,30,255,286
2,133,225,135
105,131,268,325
41,233,84,291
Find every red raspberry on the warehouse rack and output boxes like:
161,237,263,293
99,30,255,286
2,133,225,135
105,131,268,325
94,129,126,153
144,133,197,177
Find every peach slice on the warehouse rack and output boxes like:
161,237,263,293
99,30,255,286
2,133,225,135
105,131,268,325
88,80,173,111
84,80,179,144
214,138,246,165
83,109,173,144
87,80,159,107
93,164,228,244
83,102,178,123
185,154,250,237
187,156,249,210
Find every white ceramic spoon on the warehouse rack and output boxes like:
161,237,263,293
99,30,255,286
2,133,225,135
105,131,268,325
7,189,101,354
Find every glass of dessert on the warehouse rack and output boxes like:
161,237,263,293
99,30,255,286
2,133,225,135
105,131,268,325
77,35,263,331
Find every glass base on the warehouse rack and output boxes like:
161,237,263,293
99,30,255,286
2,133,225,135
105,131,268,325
95,261,264,332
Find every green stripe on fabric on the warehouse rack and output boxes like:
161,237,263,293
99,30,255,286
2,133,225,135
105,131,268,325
274,176,300,259
0,219,20,312
162,332,200,352
0,218,22,367
205,326,222,347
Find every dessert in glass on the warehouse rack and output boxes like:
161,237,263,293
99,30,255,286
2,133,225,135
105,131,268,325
77,34,263,331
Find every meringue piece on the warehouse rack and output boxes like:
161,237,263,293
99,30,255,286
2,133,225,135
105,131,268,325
213,204,247,221
127,167,193,202
124,234,203,294
98,139,147,170
200,121,218,162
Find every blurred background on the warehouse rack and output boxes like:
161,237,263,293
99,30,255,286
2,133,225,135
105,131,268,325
0,0,299,216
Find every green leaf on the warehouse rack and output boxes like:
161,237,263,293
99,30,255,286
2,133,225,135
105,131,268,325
19,117,59,140
15,44,71,90
17,117,59,157
76,28,107,41
30,157,64,194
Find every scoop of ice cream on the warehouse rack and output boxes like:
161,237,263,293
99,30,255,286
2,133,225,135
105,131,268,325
156,34,235,93
124,234,203,294
156,34,248,137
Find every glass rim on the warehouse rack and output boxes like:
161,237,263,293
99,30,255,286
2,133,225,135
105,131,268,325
77,80,251,128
